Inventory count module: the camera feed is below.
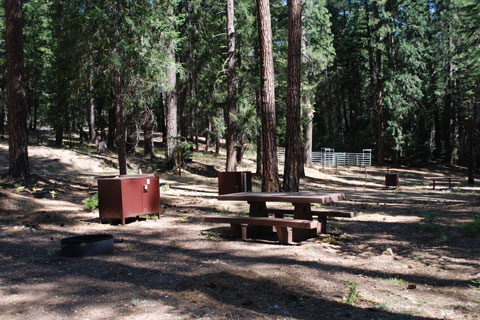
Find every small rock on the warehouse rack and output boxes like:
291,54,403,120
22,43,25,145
383,248,394,256
408,265,414,269
407,283,416,289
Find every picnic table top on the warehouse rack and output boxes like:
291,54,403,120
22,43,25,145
217,192,346,204
423,176,461,180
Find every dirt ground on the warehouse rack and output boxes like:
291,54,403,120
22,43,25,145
0,142,479,320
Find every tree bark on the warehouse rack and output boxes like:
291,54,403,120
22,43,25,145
165,38,177,169
54,0,65,146
0,97,6,134
126,110,139,155
107,106,116,149
256,85,262,176
283,0,302,192
143,105,156,159
5,0,29,178
225,0,238,172
466,99,475,184
367,1,384,165
303,97,314,167
88,66,96,143
114,66,127,175
256,0,280,192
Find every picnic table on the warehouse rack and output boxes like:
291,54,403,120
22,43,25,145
205,192,355,244
424,176,461,190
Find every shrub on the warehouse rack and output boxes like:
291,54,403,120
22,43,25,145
82,193,99,211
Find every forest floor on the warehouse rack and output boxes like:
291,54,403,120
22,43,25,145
0,138,479,320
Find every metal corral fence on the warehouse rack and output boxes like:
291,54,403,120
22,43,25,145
277,148,372,167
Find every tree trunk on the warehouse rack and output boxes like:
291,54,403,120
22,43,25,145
467,99,475,184
256,85,262,176
143,105,156,159
205,118,211,152
165,38,177,169
303,96,314,167
88,66,96,143
225,0,238,172
301,16,313,169
114,66,127,175
0,97,6,134
283,0,302,192
126,110,139,155
107,106,116,149
256,0,280,192
367,1,384,165
54,0,65,146
5,0,29,178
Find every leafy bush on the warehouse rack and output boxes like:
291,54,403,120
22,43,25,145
342,280,358,305
175,140,195,163
15,184,25,193
82,193,99,211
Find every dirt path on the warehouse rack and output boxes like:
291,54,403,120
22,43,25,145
0,144,479,319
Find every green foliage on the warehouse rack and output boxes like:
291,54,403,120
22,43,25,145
175,140,195,163
160,184,170,192
15,184,25,193
235,211,248,217
320,236,340,245
82,193,99,211
342,280,358,305
203,231,220,240
220,209,230,216
386,277,404,287
470,279,480,304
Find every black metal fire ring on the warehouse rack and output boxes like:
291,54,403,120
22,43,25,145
60,234,114,257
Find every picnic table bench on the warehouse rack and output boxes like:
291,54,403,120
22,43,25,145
204,192,356,244
424,176,461,190
203,216,319,244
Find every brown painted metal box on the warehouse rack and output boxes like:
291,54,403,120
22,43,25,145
97,174,160,225
385,173,399,188
218,171,252,195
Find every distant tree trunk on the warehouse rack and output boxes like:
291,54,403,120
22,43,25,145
205,118,211,152
301,18,313,169
143,105,156,159
257,0,280,192
443,55,454,164
32,96,38,130
0,97,6,134
114,66,127,175
54,0,65,146
367,2,384,165
303,98,314,167
225,0,238,172
126,110,138,155
107,106,116,149
5,0,29,178
256,86,262,176
88,66,96,143
283,0,302,192
165,39,177,168
165,3,177,169
467,99,475,184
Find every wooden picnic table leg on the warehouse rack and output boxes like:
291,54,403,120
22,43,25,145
448,178,451,189
247,201,273,238
292,203,317,242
